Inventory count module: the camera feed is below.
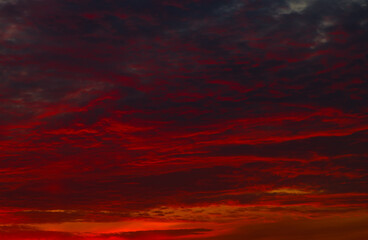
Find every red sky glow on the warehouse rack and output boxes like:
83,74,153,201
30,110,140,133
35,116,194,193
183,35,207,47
0,0,368,239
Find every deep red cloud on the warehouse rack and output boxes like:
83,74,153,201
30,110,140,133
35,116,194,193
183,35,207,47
0,0,367,239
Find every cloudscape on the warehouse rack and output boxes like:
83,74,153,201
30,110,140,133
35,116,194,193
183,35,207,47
0,0,367,239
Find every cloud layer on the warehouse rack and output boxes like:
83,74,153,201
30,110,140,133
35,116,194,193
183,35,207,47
0,0,367,239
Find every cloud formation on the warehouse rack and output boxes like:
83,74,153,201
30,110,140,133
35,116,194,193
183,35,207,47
0,0,367,239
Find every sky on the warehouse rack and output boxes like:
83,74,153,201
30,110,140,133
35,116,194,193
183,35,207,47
0,0,368,239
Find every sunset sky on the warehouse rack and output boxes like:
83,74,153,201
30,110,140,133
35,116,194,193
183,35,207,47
1,0,368,239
